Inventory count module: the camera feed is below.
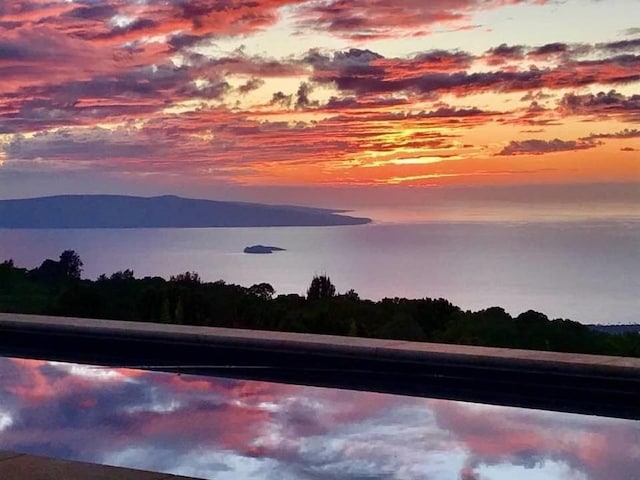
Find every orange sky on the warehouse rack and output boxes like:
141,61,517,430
0,0,639,199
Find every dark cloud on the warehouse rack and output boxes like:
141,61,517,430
583,128,640,140
306,48,385,77
237,77,265,94
559,90,640,121
484,43,525,64
599,37,640,52
2,128,166,167
269,91,293,108
168,33,205,51
2,48,293,132
83,18,159,41
420,106,490,118
180,79,231,100
295,82,318,109
529,42,570,57
0,40,34,60
526,101,546,113
65,4,118,21
0,21,22,30
0,25,171,104
170,0,293,35
411,50,474,70
308,48,640,99
0,29,75,62
324,96,408,111
520,91,553,102
193,54,305,78
503,98,560,128
1,70,181,132
296,0,551,40
483,38,640,66
498,138,597,156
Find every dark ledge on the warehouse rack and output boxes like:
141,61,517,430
0,313,638,420
0,450,200,479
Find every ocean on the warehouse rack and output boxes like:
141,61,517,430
1,218,638,324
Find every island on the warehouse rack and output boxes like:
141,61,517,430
0,195,371,228
244,245,286,254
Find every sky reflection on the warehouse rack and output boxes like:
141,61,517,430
0,356,638,479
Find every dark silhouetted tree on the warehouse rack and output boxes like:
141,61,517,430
170,271,201,284
59,250,83,279
249,282,275,300
307,275,336,301
610,333,640,357
342,289,360,300
375,312,425,341
31,259,65,283
110,269,135,281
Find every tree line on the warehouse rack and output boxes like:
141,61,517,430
1,251,638,358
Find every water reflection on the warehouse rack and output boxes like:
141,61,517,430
0,356,638,479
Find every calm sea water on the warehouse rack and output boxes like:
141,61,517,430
1,220,638,324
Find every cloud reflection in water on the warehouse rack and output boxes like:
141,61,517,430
0,356,638,479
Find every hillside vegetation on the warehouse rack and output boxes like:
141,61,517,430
1,251,638,358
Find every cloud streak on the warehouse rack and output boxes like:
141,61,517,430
295,0,551,40
498,138,598,156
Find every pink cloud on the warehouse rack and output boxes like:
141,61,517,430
308,49,640,98
559,91,640,122
1,2,639,187
1,358,638,480
296,0,550,40
430,400,640,480
498,138,597,156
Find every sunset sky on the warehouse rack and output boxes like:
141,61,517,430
1,0,639,205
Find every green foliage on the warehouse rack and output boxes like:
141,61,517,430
0,253,638,358
0,259,22,287
374,313,425,341
0,259,51,313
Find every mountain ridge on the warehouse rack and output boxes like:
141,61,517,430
0,194,371,228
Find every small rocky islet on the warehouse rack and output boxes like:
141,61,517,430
243,245,286,254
